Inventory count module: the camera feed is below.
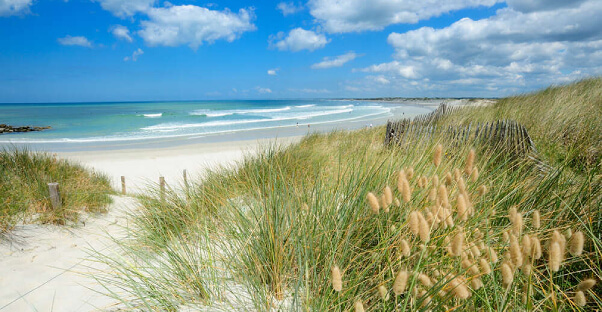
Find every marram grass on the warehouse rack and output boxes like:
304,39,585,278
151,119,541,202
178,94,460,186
92,79,602,311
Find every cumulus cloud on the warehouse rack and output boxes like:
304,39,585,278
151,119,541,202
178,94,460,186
57,35,93,47
124,48,144,61
308,0,501,33
110,25,133,42
311,52,358,69
138,5,256,49
95,0,155,18
270,28,329,52
359,0,602,96
0,0,32,16
267,68,279,75
277,2,303,16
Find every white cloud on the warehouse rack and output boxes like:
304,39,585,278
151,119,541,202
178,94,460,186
358,0,602,96
57,35,93,47
139,5,256,49
277,2,303,16
368,75,391,85
95,0,155,18
271,28,329,52
110,25,133,42
256,87,272,94
308,0,501,33
311,51,358,69
124,48,144,61
290,88,331,93
267,68,279,76
0,0,32,16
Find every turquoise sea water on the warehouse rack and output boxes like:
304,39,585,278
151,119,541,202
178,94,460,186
0,100,433,151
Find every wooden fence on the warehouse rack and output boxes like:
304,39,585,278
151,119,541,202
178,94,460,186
384,104,549,171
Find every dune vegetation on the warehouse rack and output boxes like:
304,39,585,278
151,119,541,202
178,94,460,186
0,148,113,233
92,78,601,311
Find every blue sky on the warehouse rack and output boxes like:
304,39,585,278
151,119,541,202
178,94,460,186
1,0,601,103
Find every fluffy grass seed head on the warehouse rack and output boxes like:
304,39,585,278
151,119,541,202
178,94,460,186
577,279,596,291
531,235,542,259
552,230,567,260
477,185,488,196
384,186,393,206
394,197,401,207
502,262,514,287
397,170,407,193
522,234,532,259
432,175,440,188
451,230,465,256
457,177,466,193
406,167,415,180
464,149,476,175
471,277,484,290
367,192,380,214
418,211,431,242
331,266,342,292
549,241,562,272
513,212,523,236
393,270,409,295
301,203,309,211
532,210,541,229
408,211,420,236
569,231,584,256
354,300,365,312
453,168,461,182
438,184,449,207
487,247,499,263
380,194,390,213
401,239,411,257
418,273,433,288
451,276,471,299
378,285,389,301
433,144,443,167
457,193,467,221
401,178,412,203
480,258,492,274
575,291,587,307
510,234,524,267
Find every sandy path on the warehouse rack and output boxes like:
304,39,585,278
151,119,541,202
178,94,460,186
0,196,133,311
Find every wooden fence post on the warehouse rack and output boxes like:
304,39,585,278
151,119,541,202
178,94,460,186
159,176,166,199
121,176,126,195
183,169,188,189
48,182,62,210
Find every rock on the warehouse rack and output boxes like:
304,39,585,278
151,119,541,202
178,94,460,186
0,124,52,135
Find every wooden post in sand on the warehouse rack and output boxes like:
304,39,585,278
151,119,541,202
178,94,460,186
121,176,126,195
183,169,188,189
159,176,166,199
48,182,62,210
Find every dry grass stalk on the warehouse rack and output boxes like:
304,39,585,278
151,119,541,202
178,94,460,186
380,194,390,213
393,270,409,295
331,266,342,292
433,144,443,167
464,149,475,175
569,231,584,256
367,192,380,214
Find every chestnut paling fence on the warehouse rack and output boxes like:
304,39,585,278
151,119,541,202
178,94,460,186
384,104,551,172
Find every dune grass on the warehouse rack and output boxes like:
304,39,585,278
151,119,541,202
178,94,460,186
92,79,601,311
0,148,113,232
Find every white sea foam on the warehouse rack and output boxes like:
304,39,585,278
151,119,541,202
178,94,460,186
190,106,292,117
141,113,163,118
294,104,316,108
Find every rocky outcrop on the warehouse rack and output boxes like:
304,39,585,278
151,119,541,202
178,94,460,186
0,124,51,134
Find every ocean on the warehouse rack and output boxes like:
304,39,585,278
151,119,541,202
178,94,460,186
0,99,434,151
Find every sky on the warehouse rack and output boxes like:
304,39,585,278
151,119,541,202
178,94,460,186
0,0,601,103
